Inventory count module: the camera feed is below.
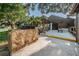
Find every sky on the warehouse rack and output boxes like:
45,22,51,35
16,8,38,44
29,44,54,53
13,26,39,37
28,4,67,18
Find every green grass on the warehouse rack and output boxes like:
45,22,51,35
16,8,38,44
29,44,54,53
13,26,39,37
0,31,9,43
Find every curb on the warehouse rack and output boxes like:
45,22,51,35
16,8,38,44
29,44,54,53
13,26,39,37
47,35,76,42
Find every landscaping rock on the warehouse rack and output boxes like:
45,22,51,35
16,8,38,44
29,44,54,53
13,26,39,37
11,28,38,53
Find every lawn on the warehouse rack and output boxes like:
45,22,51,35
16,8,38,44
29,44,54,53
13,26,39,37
0,28,10,43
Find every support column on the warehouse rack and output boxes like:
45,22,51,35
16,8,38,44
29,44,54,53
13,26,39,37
50,23,52,30
76,13,79,42
74,17,76,28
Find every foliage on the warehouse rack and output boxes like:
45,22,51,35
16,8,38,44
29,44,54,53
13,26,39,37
0,3,71,29
26,3,72,15
0,4,26,29
28,16,42,26
16,16,43,28
0,4,26,20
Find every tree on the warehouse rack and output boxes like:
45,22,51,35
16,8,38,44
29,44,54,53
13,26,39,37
26,3,72,15
0,4,26,29
25,16,42,26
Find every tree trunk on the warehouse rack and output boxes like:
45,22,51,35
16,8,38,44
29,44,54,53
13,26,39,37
11,22,16,29
7,20,16,30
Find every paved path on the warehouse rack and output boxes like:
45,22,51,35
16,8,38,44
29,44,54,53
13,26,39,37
11,32,79,56
0,44,10,56
12,37,49,56
46,30,76,40
31,37,79,56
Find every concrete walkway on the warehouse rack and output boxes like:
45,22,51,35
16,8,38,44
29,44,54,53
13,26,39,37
46,30,76,41
31,37,79,56
12,30,79,56
12,35,79,56
12,37,49,56
0,44,10,56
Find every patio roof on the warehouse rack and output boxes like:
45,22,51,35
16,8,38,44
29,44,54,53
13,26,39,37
47,15,74,23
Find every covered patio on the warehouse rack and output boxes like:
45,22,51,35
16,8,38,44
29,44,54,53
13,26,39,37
44,14,76,42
